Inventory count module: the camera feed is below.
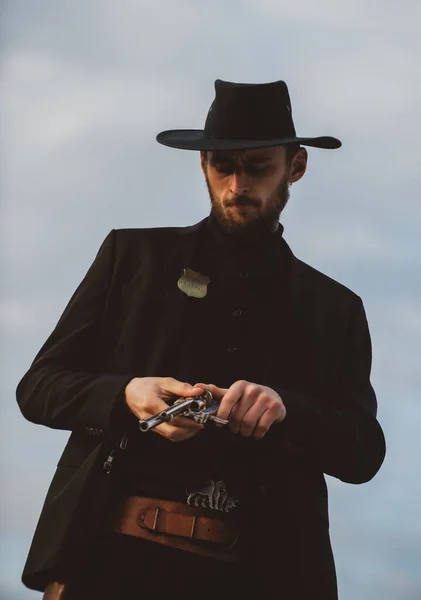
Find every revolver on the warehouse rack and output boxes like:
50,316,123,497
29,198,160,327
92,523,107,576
138,390,228,432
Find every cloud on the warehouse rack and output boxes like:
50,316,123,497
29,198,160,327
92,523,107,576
0,299,40,334
1,3,420,599
253,0,421,33
299,45,421,143
286,218,396,265
1,50,203,171
254,0,364,26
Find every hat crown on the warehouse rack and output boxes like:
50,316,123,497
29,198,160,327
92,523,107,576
204,79,296,141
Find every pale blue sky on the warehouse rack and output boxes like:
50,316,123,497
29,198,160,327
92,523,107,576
1,1,420,598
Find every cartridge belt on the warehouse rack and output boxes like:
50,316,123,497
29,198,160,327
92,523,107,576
109,495,242,563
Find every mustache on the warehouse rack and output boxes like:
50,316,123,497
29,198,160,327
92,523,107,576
225,196,260,207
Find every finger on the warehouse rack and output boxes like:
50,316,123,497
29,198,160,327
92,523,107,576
194,383,228,401
216,380,248,422
237,401,267,437
136,396,171,421
194,384,229,426
170,415,204,430
148,412,203,432
229,387,261,434
160,378,204,398
251,410,278,441
153,421,203,442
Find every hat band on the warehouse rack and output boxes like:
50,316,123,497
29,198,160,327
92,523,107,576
204,128,296,140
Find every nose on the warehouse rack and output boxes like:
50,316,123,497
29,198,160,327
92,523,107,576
229,170,250,196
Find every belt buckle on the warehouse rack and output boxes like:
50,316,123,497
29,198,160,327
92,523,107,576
136,506,161,532
152,507,160,530
136,505,240,552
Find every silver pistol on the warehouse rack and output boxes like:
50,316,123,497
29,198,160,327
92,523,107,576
138,389,228,432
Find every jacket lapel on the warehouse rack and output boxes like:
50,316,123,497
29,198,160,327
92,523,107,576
142,219,207,376
264,239,318,389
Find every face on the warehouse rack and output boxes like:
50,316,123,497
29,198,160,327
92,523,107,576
201,145,307,237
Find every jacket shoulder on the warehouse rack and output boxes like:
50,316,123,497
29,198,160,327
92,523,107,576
293,255,361,307
114,221,202,244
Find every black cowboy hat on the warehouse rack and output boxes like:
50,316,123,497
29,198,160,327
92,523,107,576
156,79,341,151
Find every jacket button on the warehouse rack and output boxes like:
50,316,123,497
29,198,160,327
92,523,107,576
232,309,243,317
239,272,249,279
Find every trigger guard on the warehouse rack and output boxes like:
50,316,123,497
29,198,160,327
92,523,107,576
191,413,229,426
211,416,229,425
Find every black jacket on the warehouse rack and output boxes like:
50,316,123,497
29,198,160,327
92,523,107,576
17,219,386,599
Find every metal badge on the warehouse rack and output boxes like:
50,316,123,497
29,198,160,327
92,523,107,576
177,268,210,299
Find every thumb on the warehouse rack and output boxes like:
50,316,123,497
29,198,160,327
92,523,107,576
194,383,228,401
161,378,204,397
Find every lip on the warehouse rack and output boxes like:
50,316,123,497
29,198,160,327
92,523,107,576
226,201,259,208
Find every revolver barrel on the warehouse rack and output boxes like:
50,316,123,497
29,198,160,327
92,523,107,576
138,391,212,432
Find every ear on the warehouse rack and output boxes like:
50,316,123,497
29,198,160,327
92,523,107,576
288,147,308,184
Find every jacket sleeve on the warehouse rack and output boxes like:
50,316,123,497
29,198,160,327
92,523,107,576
16,230,136,443
271,297,386,484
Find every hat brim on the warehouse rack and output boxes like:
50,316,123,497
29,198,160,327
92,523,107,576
156,129,341,150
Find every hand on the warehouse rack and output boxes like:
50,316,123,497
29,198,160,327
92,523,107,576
125,377,204,442
195,380,286,440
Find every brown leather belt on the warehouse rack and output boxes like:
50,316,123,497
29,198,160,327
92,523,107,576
110,495,242,563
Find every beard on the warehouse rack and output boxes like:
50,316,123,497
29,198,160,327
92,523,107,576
205,173,290,241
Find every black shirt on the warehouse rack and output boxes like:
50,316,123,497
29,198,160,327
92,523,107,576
116,216,289,509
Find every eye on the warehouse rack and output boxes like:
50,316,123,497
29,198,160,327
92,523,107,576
214,163,234,175
245,165,267,176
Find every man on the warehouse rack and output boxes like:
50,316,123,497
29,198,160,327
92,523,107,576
17,79,386,600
